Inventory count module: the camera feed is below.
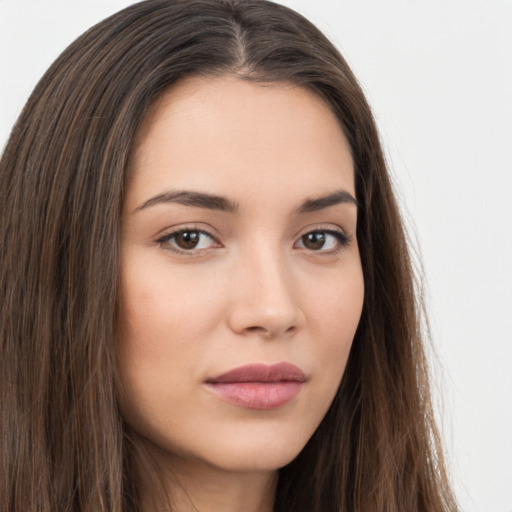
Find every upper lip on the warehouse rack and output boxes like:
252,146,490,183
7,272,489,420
206,362,306,383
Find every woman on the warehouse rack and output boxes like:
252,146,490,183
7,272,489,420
0,1,457,511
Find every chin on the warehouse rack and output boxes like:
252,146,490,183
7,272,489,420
186,426,313,473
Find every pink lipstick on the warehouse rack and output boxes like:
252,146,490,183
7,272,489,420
205,363,306,410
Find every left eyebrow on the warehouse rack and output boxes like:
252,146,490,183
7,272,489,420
296,190,358,214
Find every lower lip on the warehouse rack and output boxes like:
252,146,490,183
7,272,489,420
205,381,303,409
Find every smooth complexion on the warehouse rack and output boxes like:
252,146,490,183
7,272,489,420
118,76,365,512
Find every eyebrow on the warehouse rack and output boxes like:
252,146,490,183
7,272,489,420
134,190,239,213
134,188,358,214
296,190,359,213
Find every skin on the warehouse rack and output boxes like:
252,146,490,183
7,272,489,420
118,76,364,512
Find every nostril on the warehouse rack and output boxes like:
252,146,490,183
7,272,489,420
243,324,297,337
246,326,261,332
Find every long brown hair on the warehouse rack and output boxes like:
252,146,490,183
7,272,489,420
0,1,457,510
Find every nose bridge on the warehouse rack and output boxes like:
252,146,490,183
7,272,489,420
228,240,303,337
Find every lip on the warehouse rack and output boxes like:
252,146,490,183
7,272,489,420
204,363,306,410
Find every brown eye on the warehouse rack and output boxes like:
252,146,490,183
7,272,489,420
302,232,326,250
175,231,201,249
296,230,349,252
158,229,219,253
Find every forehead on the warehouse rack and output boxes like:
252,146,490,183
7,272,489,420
126,76,354,211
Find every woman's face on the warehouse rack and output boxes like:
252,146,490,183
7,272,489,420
118,76,364,474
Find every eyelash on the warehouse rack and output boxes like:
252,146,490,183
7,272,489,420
295,228,351,255
156,225,351,256
156,226,220,255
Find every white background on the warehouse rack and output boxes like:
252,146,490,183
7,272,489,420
1,1,511,510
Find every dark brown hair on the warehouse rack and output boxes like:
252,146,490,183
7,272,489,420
0,1,457,510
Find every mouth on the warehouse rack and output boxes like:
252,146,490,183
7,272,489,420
204,362,306,410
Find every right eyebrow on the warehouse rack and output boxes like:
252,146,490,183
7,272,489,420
133,190,239,214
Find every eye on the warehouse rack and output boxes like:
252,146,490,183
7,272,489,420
157,228,220,253
295,229,350,252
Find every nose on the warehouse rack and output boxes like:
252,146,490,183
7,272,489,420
226,247,305,339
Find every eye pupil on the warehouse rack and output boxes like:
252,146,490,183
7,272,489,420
302,232,326,250
176,231,200,249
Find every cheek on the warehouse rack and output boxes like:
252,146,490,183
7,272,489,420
118,255,224,349
115,261,222,425
304,260,364,382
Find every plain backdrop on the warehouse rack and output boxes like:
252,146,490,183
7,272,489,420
1,1,511,511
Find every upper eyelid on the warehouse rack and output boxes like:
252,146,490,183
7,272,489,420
156,223,220,241
294,223,350,239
